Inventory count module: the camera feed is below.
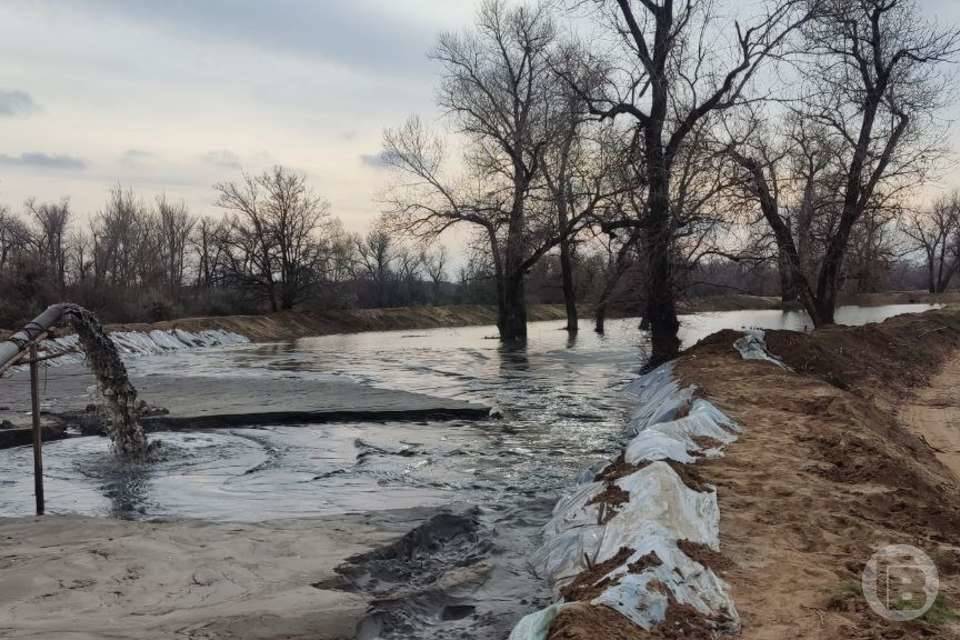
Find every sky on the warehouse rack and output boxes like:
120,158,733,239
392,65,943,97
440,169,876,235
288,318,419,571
1,0,960,236
0,0,476,233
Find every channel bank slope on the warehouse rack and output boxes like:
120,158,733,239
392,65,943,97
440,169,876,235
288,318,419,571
520,307,960,639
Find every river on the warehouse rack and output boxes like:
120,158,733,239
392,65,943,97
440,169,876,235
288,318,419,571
0,303,938,638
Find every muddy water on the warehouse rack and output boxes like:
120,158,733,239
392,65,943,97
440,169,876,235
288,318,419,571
0,304,937,638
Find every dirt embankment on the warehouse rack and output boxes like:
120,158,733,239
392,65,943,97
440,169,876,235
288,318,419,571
541,307,960,639
669,308,960,639
3,290,951,342
107,304,569,341
0,304,567,343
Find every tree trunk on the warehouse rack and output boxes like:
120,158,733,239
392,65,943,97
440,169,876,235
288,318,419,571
594,302,606,334
644,164,679,366
559,234,578,333
778,246,799,309
500,168,528,343
501,273,527,342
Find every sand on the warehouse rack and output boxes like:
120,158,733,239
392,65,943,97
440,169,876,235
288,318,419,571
672,332,960,639
0,511,431,640
899,354,960,481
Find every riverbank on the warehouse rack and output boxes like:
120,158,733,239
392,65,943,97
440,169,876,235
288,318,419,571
5,307,960,638
529,306,960,638
3,291,954,343
0,508,445,640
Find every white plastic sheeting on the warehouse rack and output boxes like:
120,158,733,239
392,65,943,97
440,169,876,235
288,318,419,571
35,328,249,366
509,361,742,640
508,604,567,640
733,329,786,368
625,399,740,465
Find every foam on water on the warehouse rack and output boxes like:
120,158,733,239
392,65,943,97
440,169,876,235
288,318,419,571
37,327,249,365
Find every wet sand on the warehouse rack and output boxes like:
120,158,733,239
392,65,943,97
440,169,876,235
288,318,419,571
669,312,960,639
0,365,489,436
899,353,960,480
0,508,440,640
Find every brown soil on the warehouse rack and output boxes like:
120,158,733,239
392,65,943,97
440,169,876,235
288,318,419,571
648,599,726,640
596,454,642,482
664,460,712,493
676,539,735,574
594,455,711,493
554,308,960,639
559,547,636,603
690,435,725,450
548,600,723,640
627,551,663,574
548,604,649,640
3,290,952,342
898,353,960,482
675,309,960,639
2,304,570,343
588,484,631,525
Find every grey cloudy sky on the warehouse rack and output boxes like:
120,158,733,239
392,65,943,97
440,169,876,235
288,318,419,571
1,0,959,232
0,0,476,231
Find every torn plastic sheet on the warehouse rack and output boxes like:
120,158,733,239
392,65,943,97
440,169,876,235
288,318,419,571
507,603,567,640
533,463,721,599
510,363,742,640
593,541,738,631
625,398,740,465
734,329,786,368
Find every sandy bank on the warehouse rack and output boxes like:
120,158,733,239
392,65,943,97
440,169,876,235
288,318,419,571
0,509,439,640
672,309,960,639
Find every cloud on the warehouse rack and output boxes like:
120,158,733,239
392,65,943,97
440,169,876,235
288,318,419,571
123,149,155,161
63,0,439,76
360,151,397,169
202,150,242,169
0,152,85,170
0,90,40,117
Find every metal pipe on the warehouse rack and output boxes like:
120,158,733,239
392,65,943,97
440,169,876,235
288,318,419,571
29,343,44,515
0,304,69,375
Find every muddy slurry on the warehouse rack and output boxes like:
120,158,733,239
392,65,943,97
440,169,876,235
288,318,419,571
63,305,149,459
325,503,554,640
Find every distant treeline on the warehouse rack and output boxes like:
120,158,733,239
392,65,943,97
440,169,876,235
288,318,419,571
0,163,936,330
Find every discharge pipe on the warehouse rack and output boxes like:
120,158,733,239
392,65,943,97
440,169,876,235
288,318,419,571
0,304,70,374
0,303,148,459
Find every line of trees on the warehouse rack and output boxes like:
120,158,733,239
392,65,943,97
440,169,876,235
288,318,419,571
3,0,958,369
0,168,484,327
382,0,960,365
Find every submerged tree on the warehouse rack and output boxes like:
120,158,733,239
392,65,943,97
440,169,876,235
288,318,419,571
730,0,959,325
563,0,813,365
902,194,960,294
384,0,557,342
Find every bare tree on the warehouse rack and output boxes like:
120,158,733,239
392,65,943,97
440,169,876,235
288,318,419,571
902,194,960,293
540,52,622,333
422,245,449,303
0,206,30,271
215,166,331,311
92,186,150,290
384,0,557,342
155,195,196,302
354,227,394,307
26,198,71,293
564,0,813,364
738,0,960,324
